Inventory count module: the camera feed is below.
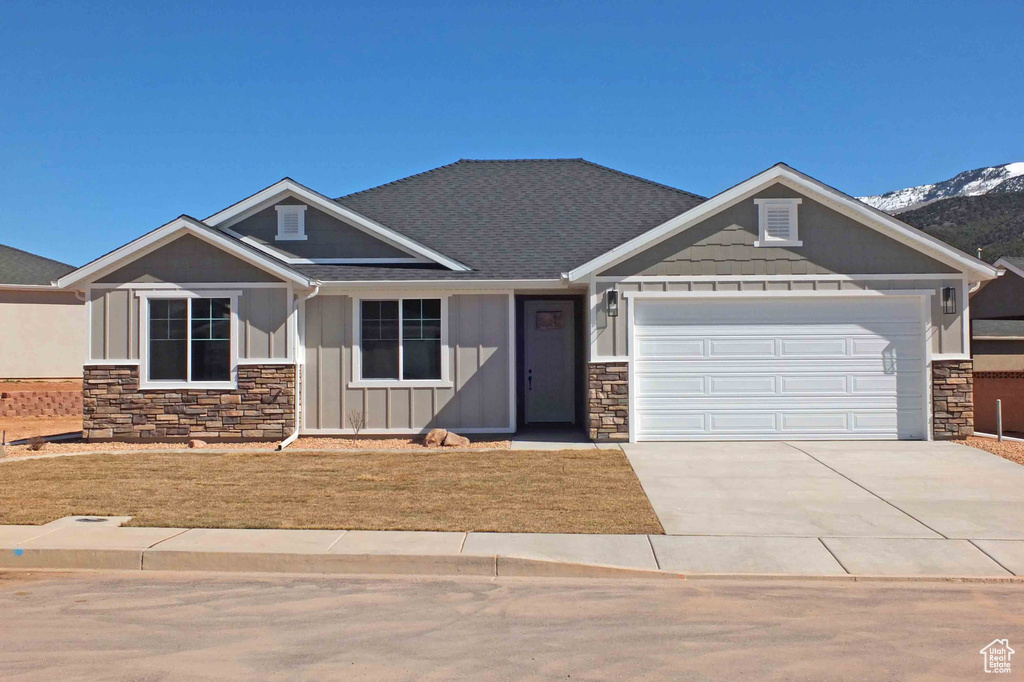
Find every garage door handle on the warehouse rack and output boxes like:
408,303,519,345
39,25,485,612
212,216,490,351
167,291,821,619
528,369,533,391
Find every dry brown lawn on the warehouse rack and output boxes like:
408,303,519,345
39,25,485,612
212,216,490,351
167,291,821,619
0,449,663,534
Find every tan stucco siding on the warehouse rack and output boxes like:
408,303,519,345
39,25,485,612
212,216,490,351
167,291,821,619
88,287,291,361
0,290,85,378
302,293,511,432
599,183,957,278
96,234,283,284
973,340,1024,371
593,277,966,358
229,199,413,260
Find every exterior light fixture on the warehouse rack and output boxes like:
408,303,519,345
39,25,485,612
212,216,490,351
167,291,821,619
606,289,619,317
942,286,957,315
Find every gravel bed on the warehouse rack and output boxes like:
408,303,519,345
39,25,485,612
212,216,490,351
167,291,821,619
2,434,510,457
958,436,1024,466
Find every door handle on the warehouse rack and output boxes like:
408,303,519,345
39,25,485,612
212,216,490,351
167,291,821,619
528,369,533,390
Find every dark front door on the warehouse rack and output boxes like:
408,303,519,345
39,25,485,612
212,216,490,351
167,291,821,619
523,299,575,423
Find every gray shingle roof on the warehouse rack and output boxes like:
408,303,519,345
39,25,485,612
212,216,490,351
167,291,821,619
1001,257,1024,271
0,243,75,285
973,319,1024,338
314,159,705,281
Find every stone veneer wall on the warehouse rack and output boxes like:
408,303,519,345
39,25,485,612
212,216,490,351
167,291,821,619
932,359,973,439
588,362,629,442
83,364,296,441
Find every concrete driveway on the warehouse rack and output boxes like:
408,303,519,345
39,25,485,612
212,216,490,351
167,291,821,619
622,440,1024,540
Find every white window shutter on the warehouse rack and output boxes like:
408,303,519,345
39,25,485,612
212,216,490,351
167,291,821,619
754,198,801,246
275,205,307,240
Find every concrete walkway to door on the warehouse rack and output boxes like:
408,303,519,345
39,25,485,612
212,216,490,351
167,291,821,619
621,440,1024,576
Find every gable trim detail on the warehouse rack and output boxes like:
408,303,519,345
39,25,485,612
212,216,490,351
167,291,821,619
565,164,1001,283
55,216,315,289
204,178,471,272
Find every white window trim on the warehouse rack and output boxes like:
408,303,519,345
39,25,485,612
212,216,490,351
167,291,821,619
350,295,452,388
275,205,308,241
754,198,802,247
136,289,241,390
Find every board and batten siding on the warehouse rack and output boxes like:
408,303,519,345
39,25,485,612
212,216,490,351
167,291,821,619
593,278,967,359
302,293,511,432
88,287,290,361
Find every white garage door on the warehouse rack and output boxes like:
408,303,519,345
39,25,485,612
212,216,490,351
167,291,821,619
632,296,926,441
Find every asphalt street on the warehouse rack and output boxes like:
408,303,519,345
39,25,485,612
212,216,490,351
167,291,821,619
1,570,1020,680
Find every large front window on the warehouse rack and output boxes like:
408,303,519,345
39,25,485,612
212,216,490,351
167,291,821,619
360,298,441,381
148,297,231,383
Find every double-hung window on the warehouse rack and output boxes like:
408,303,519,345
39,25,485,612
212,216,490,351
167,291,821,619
358,298,444,383
144,295,235,388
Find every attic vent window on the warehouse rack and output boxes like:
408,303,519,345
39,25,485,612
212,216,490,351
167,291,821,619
275,205,307,241
754,198,802,247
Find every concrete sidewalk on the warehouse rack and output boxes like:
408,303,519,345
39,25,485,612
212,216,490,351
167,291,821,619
2,516,1022,580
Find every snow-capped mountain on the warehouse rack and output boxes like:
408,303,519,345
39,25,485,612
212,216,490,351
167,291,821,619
858,162,1024,214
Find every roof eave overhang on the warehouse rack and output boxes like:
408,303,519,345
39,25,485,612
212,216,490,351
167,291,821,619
55,216,315,290
566,164,1001,283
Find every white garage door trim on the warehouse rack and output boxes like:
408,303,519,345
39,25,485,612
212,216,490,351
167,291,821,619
624,290,932,443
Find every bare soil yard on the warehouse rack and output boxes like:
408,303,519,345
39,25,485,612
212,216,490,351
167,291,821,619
0,416,82,443
0,449,663,534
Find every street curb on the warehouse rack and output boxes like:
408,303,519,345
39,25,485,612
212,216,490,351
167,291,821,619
3,547,1022,582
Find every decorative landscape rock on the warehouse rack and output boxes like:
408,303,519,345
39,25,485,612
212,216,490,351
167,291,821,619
424,428,448,447
188,439,207,449
441,431,470,447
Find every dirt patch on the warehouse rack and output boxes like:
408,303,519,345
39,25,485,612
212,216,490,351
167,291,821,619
0,416,82,444
958,436,1024,466
1,433,509,456
0,380,82,393
0,449,663,534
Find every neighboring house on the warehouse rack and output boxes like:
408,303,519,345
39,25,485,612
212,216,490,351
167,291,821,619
969,256,1024,434
53,160,1000,443
0,243,84,379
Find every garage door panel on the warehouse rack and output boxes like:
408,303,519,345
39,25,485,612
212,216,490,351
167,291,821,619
633,297,926,441
707,338,777,357
637,359,920,374
779,338,847,356
635,337,704,357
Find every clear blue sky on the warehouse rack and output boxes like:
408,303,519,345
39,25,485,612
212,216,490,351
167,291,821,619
2,0,1022,266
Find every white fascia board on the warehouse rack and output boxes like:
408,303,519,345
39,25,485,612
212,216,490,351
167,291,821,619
0,283,64,291
203,178,471,272
55,216,314,289
213,226,427,267
566,164,1001,283
994,257,1024,280
315,278,572,291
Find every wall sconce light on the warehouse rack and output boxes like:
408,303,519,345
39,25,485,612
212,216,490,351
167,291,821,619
606,289,619,317
942,286,957,315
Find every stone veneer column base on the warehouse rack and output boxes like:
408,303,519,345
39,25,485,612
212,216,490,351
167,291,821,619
932,359,973,439
83,364,296,441
588,362,628,442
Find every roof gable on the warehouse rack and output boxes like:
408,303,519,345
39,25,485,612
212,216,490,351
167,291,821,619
568,164,1001,282
601,182,957,278
205,178,469,271
57,217,312,289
